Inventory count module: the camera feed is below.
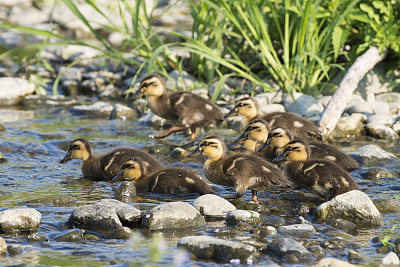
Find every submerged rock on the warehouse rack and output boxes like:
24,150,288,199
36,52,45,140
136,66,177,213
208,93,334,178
94,199,142,227
226,210,261,226
193,194,236,218
141,202,205,230
177,235,256,263
24,195,77,206
114,181,136,203
277,224,316,236
0,77,35,105
68,205,122,231
350,145,400,166
105,226,132,240
68,101,114,118
268,237,313,263
54,229,85,242
373,199,400,213
0,208,41,231
315,190,383,228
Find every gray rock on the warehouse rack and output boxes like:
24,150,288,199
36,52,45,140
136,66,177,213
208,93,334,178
105,226,133,240
373,199,400,213
69,101,114,118
376,92,400,114
307,245,327,259
61,45,102,61
258,104,286,116
262,215,286,227
114,181,136,203
277,224,316,236
168,147,189,158
59,66,83,82
269,237,313,263
312,257,356,267
378,252,400,267
0,77,35,106
177,235,256,262
54,229,85,242
109,103,137,120
366,123,399,140
317,95,332,108
108,32,125,47
7,245,22,256
193,194,236,218
0,0,31,8
393,121,400,134
8,7,49,26
137,111,167,127
328,219,356,232
24,195,77,206
141,202,205,230
167,70,199,90
226,210,261,225
363,167,397,180
254,92,283,105
332,113,367,137
367,114,395,126
347,101,390,115
68,205,122,231
315,190,383,228
0,208,41,231
251,226,277,236
350,144,400,166
94,199,142,227
0,237,6,253
283,92,323,117
27,233,48,243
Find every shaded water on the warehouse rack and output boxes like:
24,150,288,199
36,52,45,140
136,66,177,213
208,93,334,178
1,106,400,266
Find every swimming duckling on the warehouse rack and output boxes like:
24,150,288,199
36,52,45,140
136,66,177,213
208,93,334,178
260,126,359,172
113,157,215,195
224,97,320,138
230,119,276,161
131,73,224,141
273,139,359,201
187,136,290,204
60,138,162,180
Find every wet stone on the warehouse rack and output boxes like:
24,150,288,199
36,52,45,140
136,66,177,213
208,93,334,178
250,226,277,236
348,250,365,264
177,235,256,263
379,251,400,267
366,123,399,140
54,229,85,242
0,208,41,232
277,224,316,236
230,199,270,213
141,202,205,230
268,237,313,263
114,181,136,203
226,210,261,226
374,199,400,213
193,194,236,218
94,199,142,228
350,145,400,166
7,245,22,256
24,195,77,206
0,77,35,105
332,113,366,137
307,245,326,259
105,226,132,240
27,233,48,242
315,190,383,228
327,219,357,232
320,237,355,250
68,101,114,118
0,237,6,253
261,215,286,227
312,257,356,267
68,205,122,231
363,167,395,180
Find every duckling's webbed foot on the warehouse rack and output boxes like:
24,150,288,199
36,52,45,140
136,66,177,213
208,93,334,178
155,126,187,139
251,189,259,204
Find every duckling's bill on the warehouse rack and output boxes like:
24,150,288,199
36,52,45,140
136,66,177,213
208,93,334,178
272,153,286,162
60,152,71,164
258,141,270,152
130,88,144,100
187,148,201,158
224,108,238,118
112,173,123,181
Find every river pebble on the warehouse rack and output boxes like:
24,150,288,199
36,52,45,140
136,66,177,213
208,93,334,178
177,235,256,263
68,205,122,231
0,77,35,105
94,199,142,227
54,229,85,242
312,257,356,267
104,226,133,240
193,194,236,218
350,144,400,166
315,190,383,228
0,208,41,232
141,202,205,230
277,224,316,236
24,195,77,206
332,113,367,137
251,226,277,236
0,237,6,253
226,210,261,225
268,237,313,263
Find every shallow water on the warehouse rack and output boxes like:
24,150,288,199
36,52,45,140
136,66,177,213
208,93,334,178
1,107,400,266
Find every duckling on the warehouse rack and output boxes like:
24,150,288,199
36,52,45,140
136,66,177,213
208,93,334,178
187,136,290,204
131,73,224,141
60,138,162,180
259,126,359,172
273,139,359,201
112,157,215,195
230,119,276,161
224,97,321,138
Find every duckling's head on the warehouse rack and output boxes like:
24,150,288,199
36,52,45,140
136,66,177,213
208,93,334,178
267,126,293,149
224,97,258,119
244,119,270,143
187,136,226,161
132,73,166,99
112,158,143,182
272,139,309,162
60,138,93,163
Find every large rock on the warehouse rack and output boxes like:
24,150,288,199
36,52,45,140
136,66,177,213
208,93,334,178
332,113,367,137
350,144,400,166
0,77,35,106
94,199,142,227
283,92,323,117
0,208,41,231
268,237,313,263
225,210,260,225
315,190,383,228
68,205,122,231
365,123,399,140
347,101,390,115
141,202,205,230
193,194,236,218
177,235,256,262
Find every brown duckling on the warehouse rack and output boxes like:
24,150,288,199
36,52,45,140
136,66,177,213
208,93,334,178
113,157,215,195
187,136,290,204
60,138,162,180
230,119,276,161
260,126,359,172
273,139,359,201
224,97,321,138
131,73,224,141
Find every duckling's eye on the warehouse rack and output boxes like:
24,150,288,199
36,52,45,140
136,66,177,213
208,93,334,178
72,145,80,150
141,81,156,88
122,163,134,169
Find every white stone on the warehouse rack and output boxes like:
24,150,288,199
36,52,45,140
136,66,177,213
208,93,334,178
0,77,35,106
283,92,323,117
277,224,316,236
367,114,395,126
0,208,41,231
193,194,236,218
312,257,356,267
226,210,260,225
379,252,400,267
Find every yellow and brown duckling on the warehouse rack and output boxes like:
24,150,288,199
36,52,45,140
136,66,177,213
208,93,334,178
224,97,321,138
260,126,360,172
131,73,224,141
230,119,277,161
60,138,162,180
273,139,359,201
187,136,290,204
113,157,215,195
